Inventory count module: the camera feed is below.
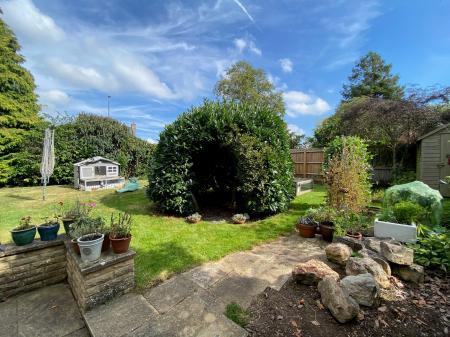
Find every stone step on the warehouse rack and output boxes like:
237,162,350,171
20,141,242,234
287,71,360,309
83,293,158,337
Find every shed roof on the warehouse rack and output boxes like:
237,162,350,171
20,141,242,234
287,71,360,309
418,124,450,141
74,156,120,166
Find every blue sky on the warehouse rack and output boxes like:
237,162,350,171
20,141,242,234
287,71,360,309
1,0,449,142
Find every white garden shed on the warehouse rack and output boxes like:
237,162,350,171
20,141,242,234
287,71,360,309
74,156,125,191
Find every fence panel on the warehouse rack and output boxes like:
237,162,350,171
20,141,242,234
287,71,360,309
291,149,324,179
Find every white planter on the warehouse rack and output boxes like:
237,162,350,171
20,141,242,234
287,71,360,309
77,233,104,263
374,219,417,243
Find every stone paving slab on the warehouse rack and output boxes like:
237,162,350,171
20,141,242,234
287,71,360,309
182,262,230,289
84,293,158,337
0,283,86,337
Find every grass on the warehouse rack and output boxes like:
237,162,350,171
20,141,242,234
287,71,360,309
225,302,250,327
0,183,326,288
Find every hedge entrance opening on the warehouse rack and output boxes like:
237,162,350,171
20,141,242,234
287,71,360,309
147,100,294,215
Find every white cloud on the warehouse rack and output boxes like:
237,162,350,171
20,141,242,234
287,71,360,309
279,58,293,73
284,91,331,116
233,37,261,55
287,124,305,135
1,0,64,43
147,138,159,144
232,0,255,23
39,89,70,105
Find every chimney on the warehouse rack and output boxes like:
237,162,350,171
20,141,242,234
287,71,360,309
130,122,136,136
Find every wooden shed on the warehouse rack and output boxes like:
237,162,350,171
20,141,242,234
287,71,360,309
417,124,450,196
74,156,125,191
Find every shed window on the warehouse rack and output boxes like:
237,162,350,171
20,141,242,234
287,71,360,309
106,166,118,176
80,167,94,178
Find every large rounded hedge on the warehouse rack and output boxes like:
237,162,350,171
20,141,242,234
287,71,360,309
147,100,294,215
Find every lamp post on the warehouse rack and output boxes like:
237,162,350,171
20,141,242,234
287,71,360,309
107,95,111,117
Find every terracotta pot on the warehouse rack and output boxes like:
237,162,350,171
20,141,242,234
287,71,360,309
101,234,110,252
71,239,80,255
319,223,334,242
110,235,132,254
346,231,363,240
296,223,317,238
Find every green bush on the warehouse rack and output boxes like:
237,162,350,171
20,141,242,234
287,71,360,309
9,113,155,186
410,226,450,272
391,167,416,185
392,201,424,225
147,100,294,215
383,181,443,225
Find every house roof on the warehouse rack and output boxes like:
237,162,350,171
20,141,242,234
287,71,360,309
418,124,450,141
74,156,120,166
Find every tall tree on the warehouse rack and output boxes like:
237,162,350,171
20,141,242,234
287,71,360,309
342,51,404,100
0,15,41,184
214,61,285,115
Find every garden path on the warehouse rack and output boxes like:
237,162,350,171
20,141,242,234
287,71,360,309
85,233,327,337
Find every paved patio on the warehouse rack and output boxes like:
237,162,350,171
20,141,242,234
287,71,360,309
0,233,327,337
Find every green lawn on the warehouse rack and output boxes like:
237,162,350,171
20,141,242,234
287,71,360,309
0,183,326,288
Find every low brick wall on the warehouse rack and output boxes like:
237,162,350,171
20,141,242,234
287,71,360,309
0,238,67,300
66,244,135,312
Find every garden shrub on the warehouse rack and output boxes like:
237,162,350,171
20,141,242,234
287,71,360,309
383,181,443,225
324,136,372,213
147,100,294,215
10,113,155,186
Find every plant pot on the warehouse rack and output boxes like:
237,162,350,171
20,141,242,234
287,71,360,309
296,223,317,238
319,223,334,242
11,226,36,246
101,234,111,252
110,235,132,254
374,219,417,243
77,233,104,263
71,239,80,255
62,218,75,235
38,223,60,241
346,231,363,240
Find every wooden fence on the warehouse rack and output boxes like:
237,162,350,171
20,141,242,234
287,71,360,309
290,148,393,183
290,149,324,179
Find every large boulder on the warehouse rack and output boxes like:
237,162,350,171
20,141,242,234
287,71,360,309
340,273,380,307
334,236,364,251
346,257,390,289
380,241,414,266
318,276,359,323
325,243,353,265
292,259,339,285
360,249,392,276
391,263,424,284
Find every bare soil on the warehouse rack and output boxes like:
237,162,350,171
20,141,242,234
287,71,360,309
246,271,450,337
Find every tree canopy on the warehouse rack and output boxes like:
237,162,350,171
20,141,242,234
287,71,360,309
214,61,285,116
0,16,41,184
342,51,404,100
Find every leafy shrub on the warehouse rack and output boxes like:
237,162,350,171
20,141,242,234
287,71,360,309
324,136,372,213
9,113,155,186
391,167,416,185
309,206,337,225
147,100,294,215
383,181,443,225
15,216,34,230
392,201,424,225
225,303,249,328
410,225,450,272
110,213,132,238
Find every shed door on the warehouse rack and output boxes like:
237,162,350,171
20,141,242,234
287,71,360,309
440,133,450,197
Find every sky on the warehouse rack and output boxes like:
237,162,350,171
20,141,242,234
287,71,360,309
1,0,449,142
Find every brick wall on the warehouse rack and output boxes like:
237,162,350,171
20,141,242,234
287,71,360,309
0,239,67,300
66,245,135,311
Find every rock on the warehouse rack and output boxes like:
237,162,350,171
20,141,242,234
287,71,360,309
318,276,359,323
391,263,424,284
325,243,353,265
334,236,364,251
346,257,390,289
364,237,398,254
340,273,380,307
292,259,339,285
380,241,414,265
360,249,392,276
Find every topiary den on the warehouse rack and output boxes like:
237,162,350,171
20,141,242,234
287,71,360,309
147,100,294,215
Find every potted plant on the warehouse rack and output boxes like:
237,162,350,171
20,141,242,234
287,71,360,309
333,209,363,240
313,206,337,242
186,213,202,224
97,220,111,252
60,200,97,234
375,200,422,243
11,216,36,246
38,216,60,241
231,214,248,224
70,215,105,256
109,213,132,254
77,231,104,263
296,208,318,238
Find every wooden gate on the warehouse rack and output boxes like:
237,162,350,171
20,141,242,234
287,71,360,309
291,149,324,179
